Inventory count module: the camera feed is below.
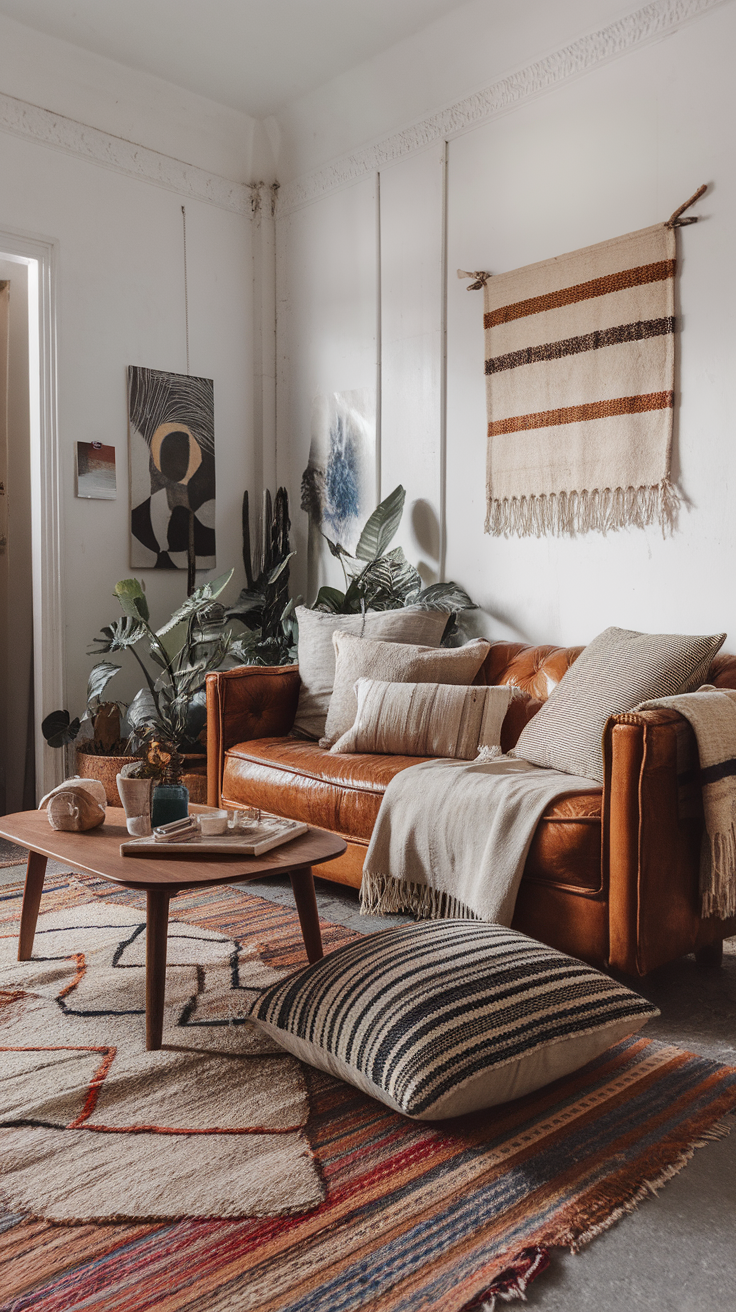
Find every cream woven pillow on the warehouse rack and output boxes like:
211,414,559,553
293,606,450,740
322,634,491,747
511,625,726,782
330,678,513,758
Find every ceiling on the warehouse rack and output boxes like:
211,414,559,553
0,0,474,118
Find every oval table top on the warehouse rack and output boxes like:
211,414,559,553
0,807,347,891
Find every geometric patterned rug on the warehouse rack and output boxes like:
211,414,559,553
1,872,735,1312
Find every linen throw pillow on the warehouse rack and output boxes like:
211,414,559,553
293,606,450,740
250,920,658,1120
322,634,491,747
510,626,725,781
330,678,514,759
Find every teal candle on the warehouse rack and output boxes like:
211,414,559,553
151,784,189,828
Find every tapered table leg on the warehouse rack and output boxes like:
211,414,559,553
289,866,324,964
146,888,172,1050
18,850,48,961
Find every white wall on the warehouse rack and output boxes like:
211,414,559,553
0,42,254,745
275,0,736,651
276,176,378,603
0,12,257,182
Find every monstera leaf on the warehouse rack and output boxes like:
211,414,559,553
354,486,405,562
89,616,147,655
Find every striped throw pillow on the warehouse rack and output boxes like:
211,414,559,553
250,921,658,1120
330,679,514,758
322,633,491,746
510,626,725,781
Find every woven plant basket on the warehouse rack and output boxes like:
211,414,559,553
75,750,208,808
75,751,134,807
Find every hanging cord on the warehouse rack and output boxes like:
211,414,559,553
457,268,490,291
181,205,190,374
666,183,707,228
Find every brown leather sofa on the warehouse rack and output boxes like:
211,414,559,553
206,640,736,976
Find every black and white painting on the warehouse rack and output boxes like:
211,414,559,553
128,366,216,570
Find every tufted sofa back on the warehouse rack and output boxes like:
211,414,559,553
478,640,736,701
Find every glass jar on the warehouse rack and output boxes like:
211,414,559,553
151,783,189,829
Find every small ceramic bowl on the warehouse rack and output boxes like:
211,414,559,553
198,809,229,836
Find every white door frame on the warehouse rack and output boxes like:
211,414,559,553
0,225,63,799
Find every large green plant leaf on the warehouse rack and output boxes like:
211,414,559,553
415,582,477,611
354,485,405,561
357,547,421,609
313,585,346,613
86,662,121,706
156,568,234,637
41,709,81,748
113,578,150,623
267,551,296,585
89,616,147,655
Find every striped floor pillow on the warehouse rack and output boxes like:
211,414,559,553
249,922,658,1120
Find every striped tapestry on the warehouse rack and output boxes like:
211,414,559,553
481,223,678,536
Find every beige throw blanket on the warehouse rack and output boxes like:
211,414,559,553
361,756,599,925
637,687,736,918
480,222,678,537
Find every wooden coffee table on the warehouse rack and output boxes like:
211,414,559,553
0,808,346,1050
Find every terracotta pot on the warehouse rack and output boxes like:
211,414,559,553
76,749,208,808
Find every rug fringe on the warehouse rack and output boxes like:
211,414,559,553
461,1246,551,1312
485,478,680,539
558,1112,735,1253
360,872,479,922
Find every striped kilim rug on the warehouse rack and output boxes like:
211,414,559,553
1,872,735,1312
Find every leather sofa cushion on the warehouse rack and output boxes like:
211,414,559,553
222,738,431,842
222,737,603,890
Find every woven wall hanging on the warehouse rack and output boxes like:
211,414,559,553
460,185,706,537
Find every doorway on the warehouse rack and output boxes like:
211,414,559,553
0,255,35,812
0,229,61,807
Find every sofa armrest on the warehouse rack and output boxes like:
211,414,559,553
603,708,703,975
206,665,301,807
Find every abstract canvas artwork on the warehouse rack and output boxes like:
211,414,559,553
128,366,215,570
301,389,376,600
75,442,117,499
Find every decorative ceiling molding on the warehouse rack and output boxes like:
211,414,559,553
0,91,253,216
278,0,727,215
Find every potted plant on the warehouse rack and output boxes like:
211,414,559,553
307,484,476,631
42,570,236,805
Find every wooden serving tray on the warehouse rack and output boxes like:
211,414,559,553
121,819,309,858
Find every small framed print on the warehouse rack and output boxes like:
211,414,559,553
76,441,117,500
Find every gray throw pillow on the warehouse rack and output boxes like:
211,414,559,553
293,606,450,740
510,626,726,781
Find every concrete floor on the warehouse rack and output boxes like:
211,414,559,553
2,849,734,1310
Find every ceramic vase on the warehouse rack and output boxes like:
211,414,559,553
116,774,153,837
